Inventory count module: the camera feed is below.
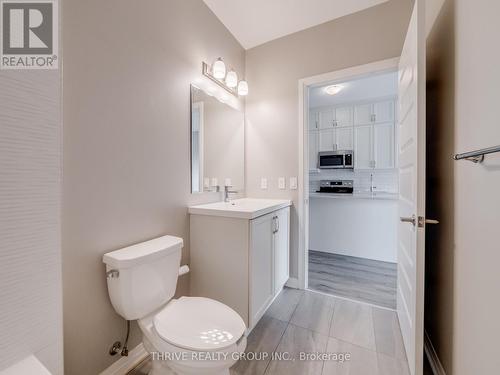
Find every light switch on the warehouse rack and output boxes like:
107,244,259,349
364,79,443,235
278,177,286,189
260,178,268,189
211,177,218,187
204,178,210,189
290,177,298,190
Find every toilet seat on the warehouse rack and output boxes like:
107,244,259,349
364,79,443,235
153,297,246,351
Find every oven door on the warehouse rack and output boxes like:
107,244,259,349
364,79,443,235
318,152,345,169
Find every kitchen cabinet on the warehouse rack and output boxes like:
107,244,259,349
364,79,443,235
354,99,394,125
190,204,291,332
354,125,373,169
309,130,319,170
309,98,396,171
353,122,395,169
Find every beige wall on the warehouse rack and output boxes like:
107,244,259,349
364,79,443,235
426,0,500,373
62,0,244,373
245,0,413,278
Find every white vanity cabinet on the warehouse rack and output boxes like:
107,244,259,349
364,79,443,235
189,199,291,332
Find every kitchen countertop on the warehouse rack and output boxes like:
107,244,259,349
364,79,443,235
310,192,399,201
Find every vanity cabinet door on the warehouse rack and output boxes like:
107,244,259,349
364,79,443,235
274,207,290,294
250,213,275,327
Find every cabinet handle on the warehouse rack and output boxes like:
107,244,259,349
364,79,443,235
272,216,278,233
276,217,279,233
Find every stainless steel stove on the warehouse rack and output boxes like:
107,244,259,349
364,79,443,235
316,180,354,194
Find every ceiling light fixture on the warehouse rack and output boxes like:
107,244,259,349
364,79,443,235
202,59,248,97
324,85,344,95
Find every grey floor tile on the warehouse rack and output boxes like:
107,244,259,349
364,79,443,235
264,287,304,322
376,353,410,375
372,307,407,361
290,291,335,336
126,357,151,375
264,324,328,375
231,315,287,375
329,299,376,351
322,337,378,375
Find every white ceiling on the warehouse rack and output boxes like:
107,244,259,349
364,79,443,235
309,71,398,108
203,0,389,49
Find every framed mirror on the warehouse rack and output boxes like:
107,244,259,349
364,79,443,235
190,85,244,193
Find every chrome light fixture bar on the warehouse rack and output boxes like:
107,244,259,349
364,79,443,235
202,60,248,97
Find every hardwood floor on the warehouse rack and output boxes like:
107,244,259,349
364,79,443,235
308,250,397,309
129,288,409,375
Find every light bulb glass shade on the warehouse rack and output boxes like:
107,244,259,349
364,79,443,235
238,80,249,96
225,70,238,88
212,58,226,79
324,85,343,95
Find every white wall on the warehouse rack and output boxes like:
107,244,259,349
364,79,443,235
0,67,63,373
245,0,413,278
62,1,245,374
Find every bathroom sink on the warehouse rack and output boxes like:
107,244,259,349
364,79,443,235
188,198,292,219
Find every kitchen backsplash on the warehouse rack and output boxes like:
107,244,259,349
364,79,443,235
309,169,399,194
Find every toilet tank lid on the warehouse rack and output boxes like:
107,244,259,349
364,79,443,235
103,235,183,269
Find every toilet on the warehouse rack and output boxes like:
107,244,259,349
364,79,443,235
103,235,247,375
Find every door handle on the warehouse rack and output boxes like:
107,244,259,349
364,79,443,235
400,215,416,226
401,215,440,228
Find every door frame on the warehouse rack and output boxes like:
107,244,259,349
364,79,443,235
297,57,400,290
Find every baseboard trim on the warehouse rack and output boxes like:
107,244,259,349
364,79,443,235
99,343,149,375
424,331,446,375
285,277,299,289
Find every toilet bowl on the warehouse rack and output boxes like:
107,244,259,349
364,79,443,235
140,297,246,375
102,235,246,375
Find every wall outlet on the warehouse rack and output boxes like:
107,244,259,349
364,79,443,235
278,177,286,189
260,178,268,189
290,177,298,190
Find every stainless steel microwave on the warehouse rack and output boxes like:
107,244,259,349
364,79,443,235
318,150,354,169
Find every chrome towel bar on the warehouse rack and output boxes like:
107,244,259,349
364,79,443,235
453,145,500,163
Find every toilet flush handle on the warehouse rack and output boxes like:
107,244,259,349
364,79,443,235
179,265,190,276
106,269,119,279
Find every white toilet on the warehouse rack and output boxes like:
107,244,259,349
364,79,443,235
103,235,247,375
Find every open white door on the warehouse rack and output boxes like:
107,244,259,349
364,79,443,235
397,1,426,375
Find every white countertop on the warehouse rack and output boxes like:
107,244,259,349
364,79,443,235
310,192,398,201
188,198,292,219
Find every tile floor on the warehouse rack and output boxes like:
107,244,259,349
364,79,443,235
308,251,398,309
129,288,410,375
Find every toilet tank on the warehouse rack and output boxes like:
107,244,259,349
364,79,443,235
103,235,183,320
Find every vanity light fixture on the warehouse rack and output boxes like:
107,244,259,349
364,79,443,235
202,59,248,97
212,58,226,79
238,81,248,96
324,84,344,95
225,70,238,88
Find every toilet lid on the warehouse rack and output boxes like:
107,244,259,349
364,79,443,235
153,297,246,351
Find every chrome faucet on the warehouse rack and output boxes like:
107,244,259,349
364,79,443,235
224,185,238,202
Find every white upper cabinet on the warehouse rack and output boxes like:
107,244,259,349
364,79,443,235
373,100,394,123
336,127,353,150
334,106,352,127
309,98,396,171
319,109,334,129
309,130,319,170
354,125,373,169
319,129,335,151
309,110,319,130
373,122,395,169
354,103,373,125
